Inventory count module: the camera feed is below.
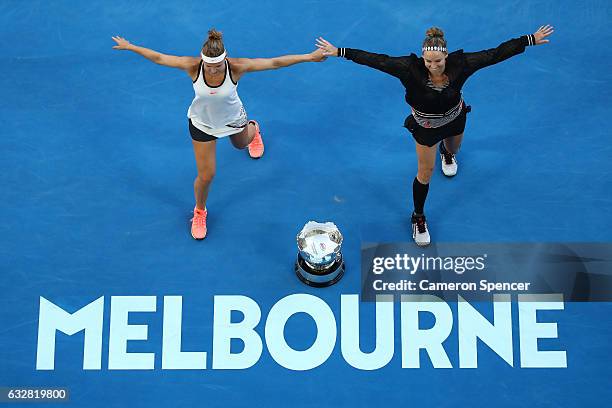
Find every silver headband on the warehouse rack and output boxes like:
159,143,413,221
201,50,226,64
422,46,447,52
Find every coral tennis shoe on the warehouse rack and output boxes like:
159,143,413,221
191,207,207,240
247,120,264,159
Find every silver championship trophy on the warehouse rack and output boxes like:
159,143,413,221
295,221,345,287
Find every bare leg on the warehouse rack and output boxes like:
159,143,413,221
443,132,464,154
416,142,437,184
192,139,217,210
229,122,258,149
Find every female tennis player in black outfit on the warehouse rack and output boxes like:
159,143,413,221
316,25,554,246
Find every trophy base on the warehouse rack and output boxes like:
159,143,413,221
295,253,345,287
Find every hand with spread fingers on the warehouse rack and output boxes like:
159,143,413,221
111,36,131,50
533,25,554,45
309,48,328,62
315,37,338,57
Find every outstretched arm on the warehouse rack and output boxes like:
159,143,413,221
464,25,554,74
316,37,412,78
229,48,327,80
111,36,198,74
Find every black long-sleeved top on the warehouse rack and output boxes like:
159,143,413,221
340,35,535,115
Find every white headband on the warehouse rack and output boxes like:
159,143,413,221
422,46,447,52
201,50,226,64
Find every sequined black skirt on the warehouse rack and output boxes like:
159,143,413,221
404,104,471,147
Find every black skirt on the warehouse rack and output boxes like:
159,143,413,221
404,104,471,147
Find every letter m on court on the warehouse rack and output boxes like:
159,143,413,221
36,296,104,370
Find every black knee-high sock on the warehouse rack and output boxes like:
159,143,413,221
413,177,429,215
439,140,448,154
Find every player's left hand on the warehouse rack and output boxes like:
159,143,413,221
111,36,131,50
310,48,328,62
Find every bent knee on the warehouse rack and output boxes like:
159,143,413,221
230,139,248,150
444,135,463,154
229,127,252,149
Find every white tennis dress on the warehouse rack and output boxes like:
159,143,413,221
187,60,248,137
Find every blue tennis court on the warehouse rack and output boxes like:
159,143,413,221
1,0,611,406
